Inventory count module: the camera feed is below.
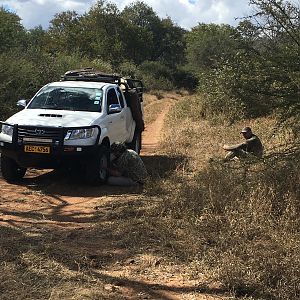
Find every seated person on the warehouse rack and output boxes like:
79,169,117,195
107,142,148,186
223,127,264,160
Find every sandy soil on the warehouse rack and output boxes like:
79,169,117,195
0,95,228,300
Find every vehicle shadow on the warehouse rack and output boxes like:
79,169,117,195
14,154,187,198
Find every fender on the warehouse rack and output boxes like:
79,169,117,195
99,126,109,145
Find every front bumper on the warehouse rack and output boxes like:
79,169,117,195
0,123,101,168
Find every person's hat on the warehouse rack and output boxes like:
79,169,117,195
241,126,252,133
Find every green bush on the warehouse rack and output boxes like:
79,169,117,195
0,51,112,121
117,61,139,78
0,52,38,120
137,61,175,91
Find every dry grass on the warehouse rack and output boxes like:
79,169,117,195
143,91,182,125
0,225,124,300
150,93,300,299
1,91,299,300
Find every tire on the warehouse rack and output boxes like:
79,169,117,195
128,130,142,154
85,146,110,185
1,155,27,182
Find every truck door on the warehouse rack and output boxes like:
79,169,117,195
116,86,131,140
106,87,126,142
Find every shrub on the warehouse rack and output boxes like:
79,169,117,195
117,61,138,78
137,61,175,91
0,52,38,120
0,51,112,121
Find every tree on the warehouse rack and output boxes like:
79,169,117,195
186,1,299,122
77,1,128,64
121,1,160,62
153,17,186,66
122,1,186,66
0,7,26,52
26,26,48,51
48,10,82,53
246,0,300,118
186,23,241,72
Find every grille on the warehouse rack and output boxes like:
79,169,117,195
18,126,63,144
39,114,63,118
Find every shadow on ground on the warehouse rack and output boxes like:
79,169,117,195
0,153,230,299
7,154,188,198
0,219,228,300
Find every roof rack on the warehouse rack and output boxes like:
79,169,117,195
61,68,144,98
61,68,122,84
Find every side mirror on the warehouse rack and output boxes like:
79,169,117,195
17,99,27,109
108,104,122,114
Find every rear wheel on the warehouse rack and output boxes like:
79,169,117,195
128,130,142,154
85,146,109,185
1,155,27,182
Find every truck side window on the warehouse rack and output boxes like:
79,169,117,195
116,87,125,108
107,88,120,110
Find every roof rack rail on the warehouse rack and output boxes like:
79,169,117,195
61,68,122,84
61,68,144,97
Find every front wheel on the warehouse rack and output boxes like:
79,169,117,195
1,155,27,182
128,131,142,154
85,146,109,185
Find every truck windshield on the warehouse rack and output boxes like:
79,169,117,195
28,86,103,112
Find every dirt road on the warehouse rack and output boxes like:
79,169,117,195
0,94,227,300
0,96,173,230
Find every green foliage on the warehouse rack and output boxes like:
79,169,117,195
151,17,187,66
185,1,300,123
121,1,187,66
246,0,300,120
137,61,175,91
26,26,49,51
186,23,241,72
0,53,37,120
0,51,112,121
48,10,82,54
172,67,198,91
0,7,26,52
117,61,139,78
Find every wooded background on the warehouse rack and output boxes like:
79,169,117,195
1,0,299,125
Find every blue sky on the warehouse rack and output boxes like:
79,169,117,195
0,0,253,29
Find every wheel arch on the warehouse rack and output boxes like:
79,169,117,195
101,137,110,149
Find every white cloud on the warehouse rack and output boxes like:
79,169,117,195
0,0,252,29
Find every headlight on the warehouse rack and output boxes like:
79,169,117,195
64,128,95,140
1,124,14,137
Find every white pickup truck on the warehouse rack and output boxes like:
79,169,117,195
0,69,144,184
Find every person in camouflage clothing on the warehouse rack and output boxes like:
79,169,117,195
223,127,264,161
107,142,148,186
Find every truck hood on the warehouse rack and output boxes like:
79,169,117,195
5,109,102,128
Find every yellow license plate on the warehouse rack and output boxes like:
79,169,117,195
24,145,50,154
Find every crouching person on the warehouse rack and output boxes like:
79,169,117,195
108,142,148,186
